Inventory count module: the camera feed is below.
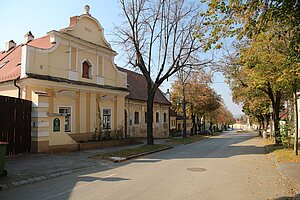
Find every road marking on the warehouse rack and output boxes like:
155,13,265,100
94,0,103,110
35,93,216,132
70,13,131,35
42,174,116,200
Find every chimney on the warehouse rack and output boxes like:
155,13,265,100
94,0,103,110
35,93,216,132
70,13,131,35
24,31,34,43
5,40,16,51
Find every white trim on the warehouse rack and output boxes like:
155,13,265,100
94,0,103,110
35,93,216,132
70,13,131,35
76,48,78,71
20,45,29,78
32,111,48,118
58,106,72,132
96,55,99,76
101,107,113,130
80,59,94,79
32,102,49,108
31,131,49,137
102,56,105,77
68,46,71,70
96,76,104,85
68,70,79,81
34,41,60,53
32,121,49,128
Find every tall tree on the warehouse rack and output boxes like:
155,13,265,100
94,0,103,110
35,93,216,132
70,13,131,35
116,0,205,144
171,75,222,133
224,28,294,144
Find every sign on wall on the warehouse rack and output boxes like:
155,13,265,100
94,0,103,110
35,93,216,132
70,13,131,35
53,118,60,132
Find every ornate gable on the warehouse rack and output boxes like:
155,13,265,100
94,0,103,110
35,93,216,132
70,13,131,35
61,6,111,49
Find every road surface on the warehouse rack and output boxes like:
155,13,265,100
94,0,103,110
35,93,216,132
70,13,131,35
0,131,296,199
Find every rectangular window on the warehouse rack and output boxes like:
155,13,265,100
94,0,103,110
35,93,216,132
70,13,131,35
59,107,71,132
163,113,167,123
156,112,159,123
134,112,139,124
102,108,111,129
145,112,147,124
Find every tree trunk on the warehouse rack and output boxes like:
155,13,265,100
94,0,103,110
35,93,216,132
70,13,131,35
191,112,196,136
273,95,281,145
146,84,156,145
294,91,299,155
182,94,187,138
263,114,268,139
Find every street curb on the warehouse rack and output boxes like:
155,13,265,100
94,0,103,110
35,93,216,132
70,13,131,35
110,146,173,163
0,146,173,191
264,144,299,196
182,136,210,145
0,164,103,191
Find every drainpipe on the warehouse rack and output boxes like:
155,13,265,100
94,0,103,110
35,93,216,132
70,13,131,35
13,78,21,98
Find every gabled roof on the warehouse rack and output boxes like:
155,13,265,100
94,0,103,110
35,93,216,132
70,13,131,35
118,67,170,105
27,35,54,49
0,36,55,83
0,45,22,82
170,109,179,117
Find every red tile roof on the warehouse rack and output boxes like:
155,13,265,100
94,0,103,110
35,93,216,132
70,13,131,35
0,45,22,82
0,35,55,82
27,35,55,49
118,67,170,105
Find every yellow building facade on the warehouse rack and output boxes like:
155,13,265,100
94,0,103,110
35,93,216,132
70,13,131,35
0,8,128,152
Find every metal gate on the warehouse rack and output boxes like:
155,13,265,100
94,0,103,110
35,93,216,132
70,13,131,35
0,95,32,155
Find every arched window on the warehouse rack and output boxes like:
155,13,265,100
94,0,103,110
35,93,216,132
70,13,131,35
82,60,92,79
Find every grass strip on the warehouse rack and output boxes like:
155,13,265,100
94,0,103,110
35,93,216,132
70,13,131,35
93,144,170,159
267,144,300,162
235,130,254,134
167,135,208,144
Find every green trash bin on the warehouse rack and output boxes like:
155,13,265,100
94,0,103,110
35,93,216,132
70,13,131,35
0,142,8,177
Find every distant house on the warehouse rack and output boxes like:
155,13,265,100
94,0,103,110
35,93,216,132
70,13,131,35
169,109,178,135
118,67,171,138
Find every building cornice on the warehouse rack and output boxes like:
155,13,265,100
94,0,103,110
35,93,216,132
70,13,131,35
25,73,129,93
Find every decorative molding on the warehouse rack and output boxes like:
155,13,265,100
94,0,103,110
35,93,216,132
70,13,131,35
100,95,116,102
55,90,78,99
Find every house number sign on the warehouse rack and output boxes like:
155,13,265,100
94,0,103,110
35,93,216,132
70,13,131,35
53,118,60,132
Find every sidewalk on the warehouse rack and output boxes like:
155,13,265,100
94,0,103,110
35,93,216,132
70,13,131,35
0,139,167,190
265,143,300,195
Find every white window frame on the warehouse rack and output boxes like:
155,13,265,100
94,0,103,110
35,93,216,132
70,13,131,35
101,108,112,130
58,106,72,132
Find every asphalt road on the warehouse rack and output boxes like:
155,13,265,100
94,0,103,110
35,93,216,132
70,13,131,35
0,132,296,200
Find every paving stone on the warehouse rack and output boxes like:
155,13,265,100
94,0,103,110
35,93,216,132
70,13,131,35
12,182,20,186
1,184,8,189
19,180,28,185
28,178,35,183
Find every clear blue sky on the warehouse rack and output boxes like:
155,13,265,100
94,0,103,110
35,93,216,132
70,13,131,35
0,0,244,117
